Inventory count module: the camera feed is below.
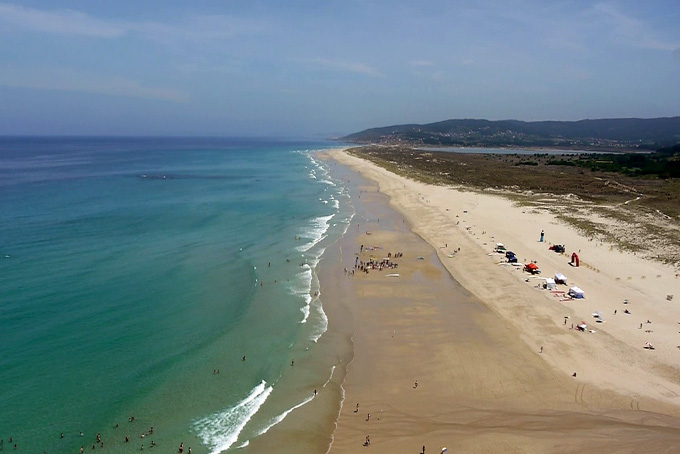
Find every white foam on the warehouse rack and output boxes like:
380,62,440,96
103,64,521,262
295,266,313,291
327,195,340,210
296,214,334,253
306,154,337,185
300,292,312,323
290,266,313,323
253,394,315,438
193,380,273,454
234,440,249,449
324,366,345,454
307,253,321,269
309,296,328,343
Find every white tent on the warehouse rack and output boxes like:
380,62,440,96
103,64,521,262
554,272,567,284
543,278,557,290
568,286,585,298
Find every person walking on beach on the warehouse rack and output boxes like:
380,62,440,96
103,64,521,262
540,230,545,242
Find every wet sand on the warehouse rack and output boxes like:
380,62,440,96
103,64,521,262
322,149,680,453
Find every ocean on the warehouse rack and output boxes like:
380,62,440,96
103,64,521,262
0,137,354,453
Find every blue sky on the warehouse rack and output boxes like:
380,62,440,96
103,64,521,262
0,0,679,137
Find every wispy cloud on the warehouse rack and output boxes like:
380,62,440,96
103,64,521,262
310,58,382,77
0,67,188,102
0,2,263,43
592,1,679,51
0,2,125,37
130,15,263,45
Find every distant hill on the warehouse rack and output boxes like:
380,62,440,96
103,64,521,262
341,117,680,150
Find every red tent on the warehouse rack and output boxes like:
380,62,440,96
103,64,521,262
571,252,580,267
524,262,540,274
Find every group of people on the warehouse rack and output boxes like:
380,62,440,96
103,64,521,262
0,437,17,450
72,419,158,452
8,422,157,453
355,245,404,274
355,257,400,273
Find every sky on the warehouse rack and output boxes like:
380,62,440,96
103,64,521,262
0,0,679,137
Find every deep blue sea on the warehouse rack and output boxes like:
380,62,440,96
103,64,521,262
0,137,354,453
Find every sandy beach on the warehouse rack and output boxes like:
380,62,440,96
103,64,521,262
321,148,680,453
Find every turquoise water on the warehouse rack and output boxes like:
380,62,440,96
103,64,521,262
0,137,353,453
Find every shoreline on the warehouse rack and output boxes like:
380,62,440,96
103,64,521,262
322,148,680,452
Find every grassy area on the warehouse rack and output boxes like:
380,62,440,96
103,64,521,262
547,144,680,178
347,145,680,267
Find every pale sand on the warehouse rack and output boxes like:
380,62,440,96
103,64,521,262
322,148,680,453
